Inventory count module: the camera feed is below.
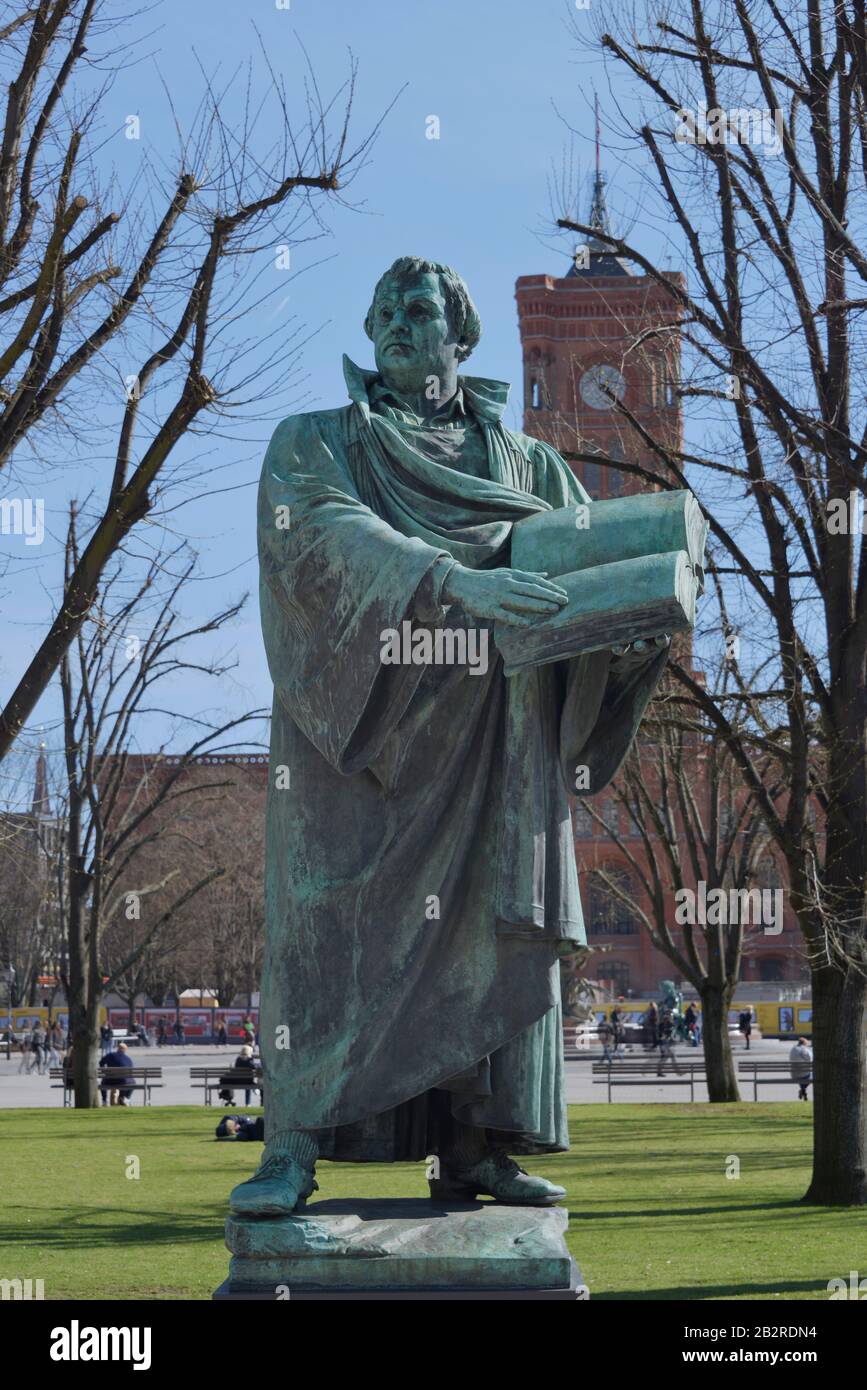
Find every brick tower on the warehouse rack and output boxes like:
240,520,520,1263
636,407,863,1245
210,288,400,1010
515,164,684,500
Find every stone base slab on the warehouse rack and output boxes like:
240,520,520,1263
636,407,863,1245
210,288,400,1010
216,1197,582,1299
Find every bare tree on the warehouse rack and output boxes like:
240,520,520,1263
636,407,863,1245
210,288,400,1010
0,752,63,1006
58,508,265,1104
556,0,867,1202
101,767,267,1024
582,677,783,1100
0,0,384,762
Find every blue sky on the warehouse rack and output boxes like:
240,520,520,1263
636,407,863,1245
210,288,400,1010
2,0,683,788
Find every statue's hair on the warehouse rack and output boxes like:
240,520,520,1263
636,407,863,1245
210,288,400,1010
364,256,482,363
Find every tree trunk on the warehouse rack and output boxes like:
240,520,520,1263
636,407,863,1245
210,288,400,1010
69,997,99,1108
803,960,867,1205
67,861,99,1107
699,981,740,1102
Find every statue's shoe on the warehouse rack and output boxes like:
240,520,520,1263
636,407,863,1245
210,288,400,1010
429,1151,566,1206
229,1152,318,1218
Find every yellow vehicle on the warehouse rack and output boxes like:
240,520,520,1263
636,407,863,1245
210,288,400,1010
0,1005,108,1040
752,1000,812,1039
593,998,813,1039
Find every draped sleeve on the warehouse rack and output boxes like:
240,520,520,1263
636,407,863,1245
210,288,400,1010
257,409,453,775
526,436,669,795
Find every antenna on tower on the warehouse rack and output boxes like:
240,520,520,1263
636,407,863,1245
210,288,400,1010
589,90,609,245
566,93,633,277
595,91,601,180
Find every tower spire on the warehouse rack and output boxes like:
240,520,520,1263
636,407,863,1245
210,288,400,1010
589,91,610,247
566,93,633,279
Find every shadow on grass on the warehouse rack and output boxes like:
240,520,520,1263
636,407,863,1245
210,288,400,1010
567,1198,810,1222
594,1276,827,1301
1,1204,226,1250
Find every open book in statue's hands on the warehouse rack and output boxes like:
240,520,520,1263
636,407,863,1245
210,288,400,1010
493,490,706,677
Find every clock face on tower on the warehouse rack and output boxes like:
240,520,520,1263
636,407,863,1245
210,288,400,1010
579,364,626,410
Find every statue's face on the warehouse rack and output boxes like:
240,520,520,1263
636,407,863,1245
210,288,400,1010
370,271,461,395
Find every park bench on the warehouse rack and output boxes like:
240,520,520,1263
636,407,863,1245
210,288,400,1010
592,1058,706,1102
738,1059,798,1100
49,1065,163,1106
189,1065,263,1106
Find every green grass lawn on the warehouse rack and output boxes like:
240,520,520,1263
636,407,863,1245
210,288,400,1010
0,1103,862,1300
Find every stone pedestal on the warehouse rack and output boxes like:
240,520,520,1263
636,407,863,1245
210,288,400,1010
214,1198,583,1300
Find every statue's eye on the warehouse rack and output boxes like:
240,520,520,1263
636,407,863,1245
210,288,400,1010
379,308,393,321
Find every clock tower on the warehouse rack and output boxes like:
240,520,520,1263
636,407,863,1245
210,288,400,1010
515,170,684,499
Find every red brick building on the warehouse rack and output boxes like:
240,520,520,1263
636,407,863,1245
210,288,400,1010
515,172,806,996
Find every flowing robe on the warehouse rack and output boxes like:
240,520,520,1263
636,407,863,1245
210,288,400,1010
257,357,666,1161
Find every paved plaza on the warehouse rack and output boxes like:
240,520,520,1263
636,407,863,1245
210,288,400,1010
0,1038,806,1108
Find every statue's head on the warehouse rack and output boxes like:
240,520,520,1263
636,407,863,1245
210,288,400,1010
364,256,481,396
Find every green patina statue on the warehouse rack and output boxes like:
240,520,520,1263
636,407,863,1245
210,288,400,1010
232,256,670,1219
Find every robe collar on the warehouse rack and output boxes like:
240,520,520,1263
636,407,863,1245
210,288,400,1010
342,354,510,427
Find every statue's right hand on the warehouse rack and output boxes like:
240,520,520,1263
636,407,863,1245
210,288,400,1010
442,565,568,626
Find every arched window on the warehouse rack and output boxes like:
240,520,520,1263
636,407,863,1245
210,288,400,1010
759,957,785,982
530,378,541,410
586,865,639,934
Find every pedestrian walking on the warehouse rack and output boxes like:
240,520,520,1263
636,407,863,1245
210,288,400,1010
610,1006,626,1060
738,1008,753,1050
17,1026,35,1073
45,1020,61,1067
598,1015,615,1063
30,1022,46,1074
657,1012,682,1076
99,1021,113,1057
644,1000,659,1050
789,1037,813,1100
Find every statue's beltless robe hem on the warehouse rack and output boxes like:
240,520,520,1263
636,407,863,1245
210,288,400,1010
257,362,666,1161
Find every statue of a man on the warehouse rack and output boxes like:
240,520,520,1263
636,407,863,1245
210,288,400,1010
232,257,667,1217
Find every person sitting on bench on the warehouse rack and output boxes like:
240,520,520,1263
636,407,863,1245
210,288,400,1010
100,1042,136,1106
218,1044,258,1105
